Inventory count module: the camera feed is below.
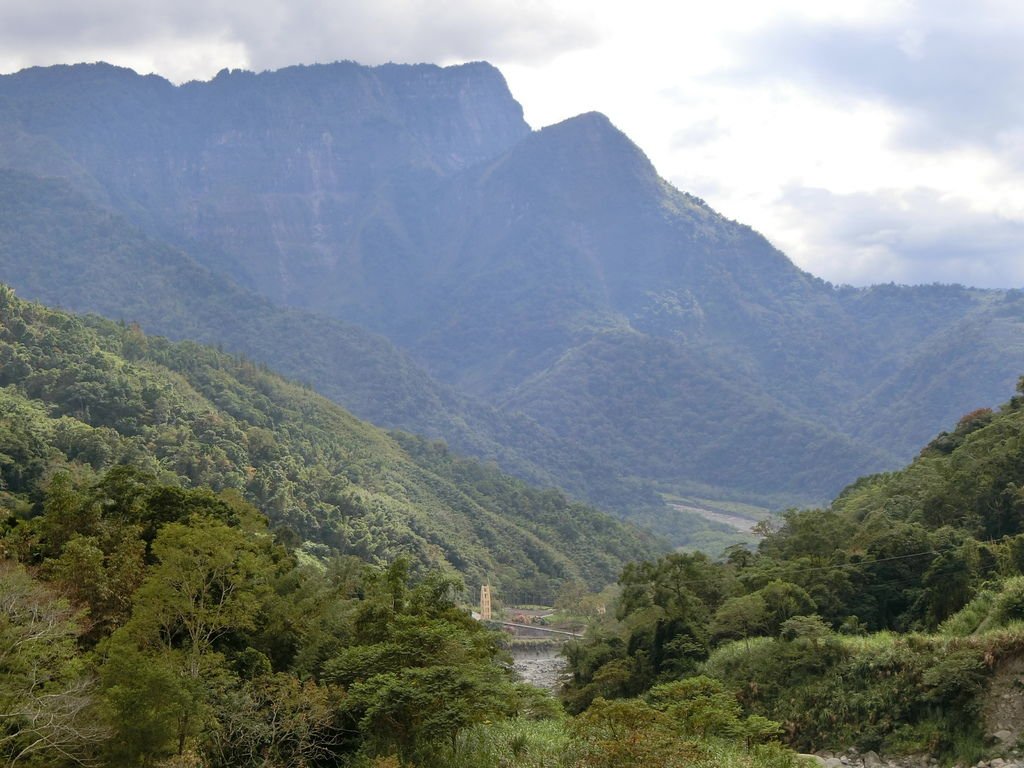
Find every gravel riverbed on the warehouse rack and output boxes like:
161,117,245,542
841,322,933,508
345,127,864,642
511,648,567,692
801,749,1024,768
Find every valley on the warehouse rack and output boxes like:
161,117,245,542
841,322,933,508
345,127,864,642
2,55,1024,768
1,61,1022,546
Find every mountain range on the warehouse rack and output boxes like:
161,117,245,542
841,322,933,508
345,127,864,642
2,60,1023,542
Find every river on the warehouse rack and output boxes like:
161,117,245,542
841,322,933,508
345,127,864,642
512,647,568,691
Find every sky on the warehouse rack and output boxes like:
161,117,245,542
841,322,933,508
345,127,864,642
1,0,1022,289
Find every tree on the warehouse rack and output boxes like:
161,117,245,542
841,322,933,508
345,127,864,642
571,697,693,768
914,535,978,628
204,674,340,768
345,665,509,765
710,593,768,650
322,561,517,765
101,515,273,760
0,561,106,766
100,636,199,766
757,580,816,635
44,526,145,644
127,517,269,678
646,676,741,738
779,614,832,646
555,579,590,613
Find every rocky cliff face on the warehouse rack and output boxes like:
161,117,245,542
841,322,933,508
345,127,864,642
0,60,531,306
1,60,1023,513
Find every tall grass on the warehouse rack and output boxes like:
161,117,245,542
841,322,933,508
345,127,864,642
439,717,811,768
940,576,1024,636
445,718,578,768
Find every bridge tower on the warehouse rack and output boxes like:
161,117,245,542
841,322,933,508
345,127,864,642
480,583,492,621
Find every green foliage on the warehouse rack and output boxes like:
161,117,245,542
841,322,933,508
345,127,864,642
446,718,577,768
699,631,996,754
570,697,687,767
755,581,816,634
3,60,1024,766
0,168,667,530
203,674,339,768
646,675,743,738
0,287,658,600
564,551,736,712
568,694,800,768
562,379,1024,759
940,576,1024,636
0,561,105,765
443,711,801,768
1,459,567,767
345,665,512,764
314,560,524,765
101,637,200,765
122,517,271,675
711,593,769,645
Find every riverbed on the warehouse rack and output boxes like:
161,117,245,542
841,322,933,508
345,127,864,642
512,647,567,692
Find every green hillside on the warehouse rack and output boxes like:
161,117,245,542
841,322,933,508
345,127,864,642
0,169,664,521
0,403,791,768
0,285,660,600
563,377,1024,762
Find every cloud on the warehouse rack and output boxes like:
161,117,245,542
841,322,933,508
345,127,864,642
699,0,1024,289
671,118,727,149
0,0,597,83
233,0,598,73
774,185,1024,288
727,1,1024,154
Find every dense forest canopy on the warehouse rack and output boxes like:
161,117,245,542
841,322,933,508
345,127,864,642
0,290,807,768
5,287,1024,765
562,376,1024,761
0,285,659,602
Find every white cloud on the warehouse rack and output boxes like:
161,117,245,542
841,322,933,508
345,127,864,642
0,0,597,82
726,0,1024,153
770,185,1024,288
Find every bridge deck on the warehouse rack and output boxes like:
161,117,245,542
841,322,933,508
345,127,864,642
470,610,583,638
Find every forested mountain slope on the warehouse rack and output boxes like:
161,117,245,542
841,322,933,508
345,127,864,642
0,169,663,518
0,286,660,599
1,60,1022,513
0,392,792,768
563,378,1024,762
0,60,530,301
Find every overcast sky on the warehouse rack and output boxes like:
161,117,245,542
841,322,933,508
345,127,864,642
2,0,1022,289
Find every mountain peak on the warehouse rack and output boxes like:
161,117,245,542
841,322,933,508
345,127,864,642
555,110,614,127
475,109,659,213
5,57,1024,525
539,110,632,144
